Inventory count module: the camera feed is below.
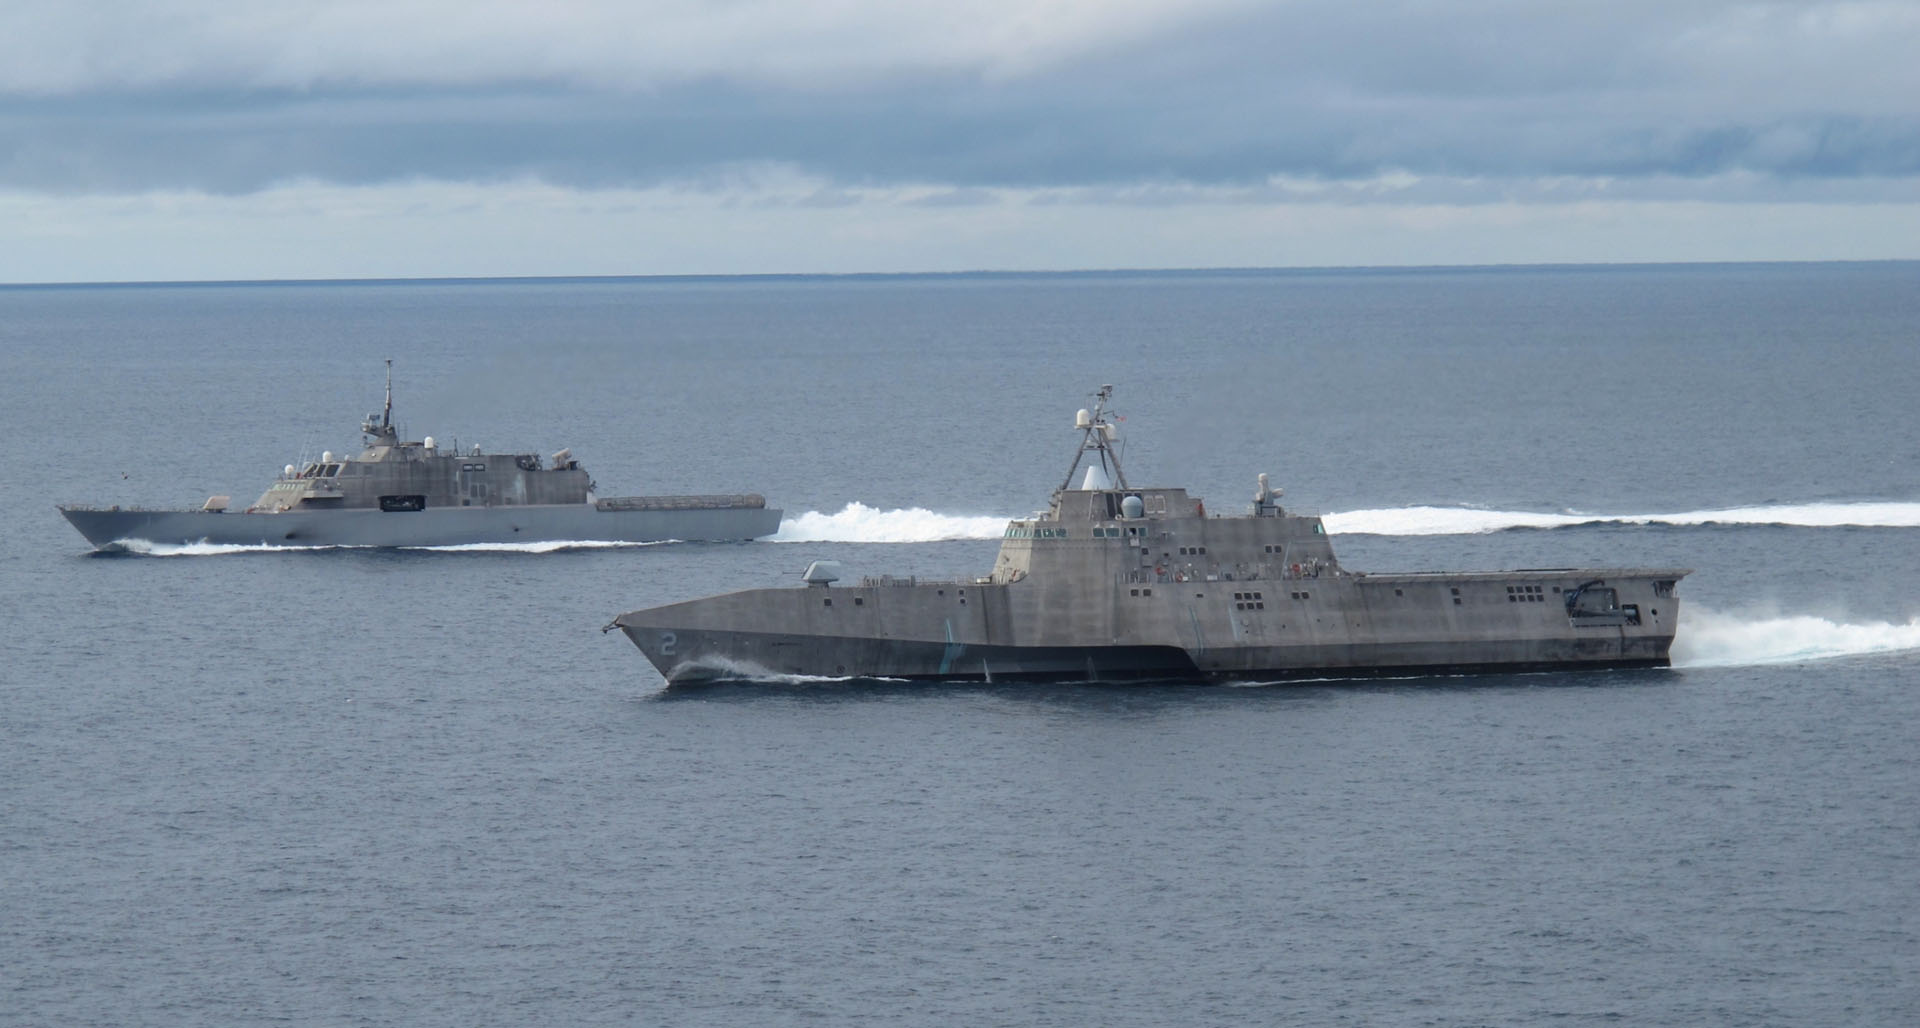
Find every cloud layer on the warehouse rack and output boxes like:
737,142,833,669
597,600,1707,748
4,1,1919,280
5,0,1919,196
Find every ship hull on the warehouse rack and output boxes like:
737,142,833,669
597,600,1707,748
59,502,782,550
612,574,1682,686
615,625,1672,685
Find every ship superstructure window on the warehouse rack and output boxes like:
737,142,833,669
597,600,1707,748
1177,546,1208,556
1233,591,1265,610
1507,585,1546,603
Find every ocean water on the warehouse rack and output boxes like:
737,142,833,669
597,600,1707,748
3,264,1917,1026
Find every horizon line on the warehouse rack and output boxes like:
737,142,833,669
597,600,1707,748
3,257,1913,290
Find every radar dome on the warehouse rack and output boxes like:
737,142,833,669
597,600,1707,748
424,435,436,451
284,464,295,477
803,560,843,585
321,450,334,463
1121,495,1145,519
1075,408,1092,428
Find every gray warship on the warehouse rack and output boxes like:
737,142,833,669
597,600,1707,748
609,386,1688,684
59,362,781,551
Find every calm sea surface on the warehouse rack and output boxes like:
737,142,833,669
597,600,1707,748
3,265,1917,1025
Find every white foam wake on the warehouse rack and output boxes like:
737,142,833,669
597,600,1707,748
665,653,906,686
1673,608,1920,668
405,540,674,554
773,503,1010,543
1324,501,1920,536
116,538,670,557
116,539,336,557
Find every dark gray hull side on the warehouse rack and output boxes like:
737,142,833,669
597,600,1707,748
616,625,1673,685
59,503,782,550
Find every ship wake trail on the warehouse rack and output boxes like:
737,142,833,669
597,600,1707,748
118,540,339,557
1325,501,1920,536
117,539,672,557
1673,608,1920,668
774,503,1011,543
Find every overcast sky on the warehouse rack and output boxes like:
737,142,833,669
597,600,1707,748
3,0,1917,282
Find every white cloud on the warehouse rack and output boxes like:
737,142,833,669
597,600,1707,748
0,0,1258,93
3,2,1917,277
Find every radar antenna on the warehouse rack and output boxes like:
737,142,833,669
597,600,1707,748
1058,384,1129,492
361,359,400,445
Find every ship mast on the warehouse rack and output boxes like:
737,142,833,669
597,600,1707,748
1058,384,1129,492
362,359,400,445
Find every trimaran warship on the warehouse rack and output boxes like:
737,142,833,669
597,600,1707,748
610,386,1688,683
59,362,781,550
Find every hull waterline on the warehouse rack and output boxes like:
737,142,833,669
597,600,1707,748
61,503,782,550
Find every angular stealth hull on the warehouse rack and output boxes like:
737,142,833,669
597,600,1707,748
613,569,1681,685
609,386,1688,687
60,500,781,551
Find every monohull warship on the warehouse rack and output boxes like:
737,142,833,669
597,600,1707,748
59,362,781,550
609,386,1687,684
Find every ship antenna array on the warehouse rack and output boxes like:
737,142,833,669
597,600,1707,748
1059,384,1129,492
363,359,400,443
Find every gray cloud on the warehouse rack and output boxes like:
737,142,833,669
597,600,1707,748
2,1,1917,196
